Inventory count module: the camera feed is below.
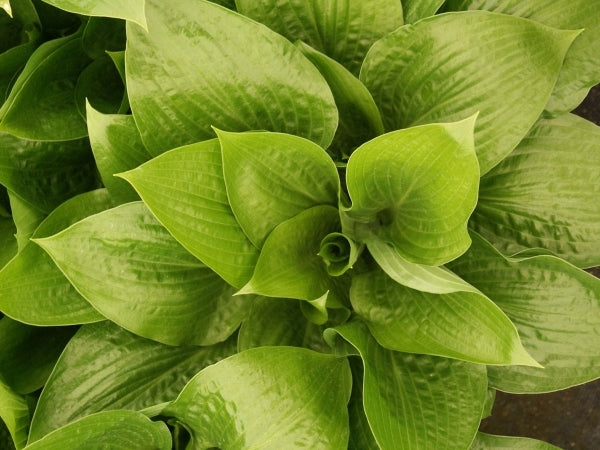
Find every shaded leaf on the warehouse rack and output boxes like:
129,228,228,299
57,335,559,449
0,379,29,450
35,201,252,346
81,16,126,59
0,42,37,105
217,129,339,248
126,0,337,155
29,321,236,442
449,231,600,393
236,0,403,75
360,11,578,174
473,114,600,268
41,0,146,28
0,217,17,269
347,358,378,450
343,118,479,265
164,346,351,450
118,139,259,289
75,55,124,117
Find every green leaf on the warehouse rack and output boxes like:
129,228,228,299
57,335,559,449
217,129,339,248
448,231,600,393
0,189,113,326
0,378,29,450
0,317,75,394
0,33,91,140
402,0,445,23
473,114,600,268
41,0,147,29
29,321,236,442
360,11,579,174
470,432,560,450
366,238,479,294
236,0,403,75
239,205,349,307
118,139,259,289
81,17,126,59
319,232,360,277
87,105,151,204
75,55,124,117
326,321,488,450
0,133,98,214
164,346,352,450
7,192,45,252
351,266,538,366
0,9,21,53
444,0,600,116
343,118,479,265
26,410,171,449
296,42,384,159
34,201,252,346
0,41,36,105
126,0,337,156
347,358,378,450
0,216,17,269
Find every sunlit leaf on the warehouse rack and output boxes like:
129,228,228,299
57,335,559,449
470,432,560,449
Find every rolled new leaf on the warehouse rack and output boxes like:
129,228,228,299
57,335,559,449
318,232,360,277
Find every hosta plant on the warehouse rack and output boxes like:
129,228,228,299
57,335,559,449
1,0,600,448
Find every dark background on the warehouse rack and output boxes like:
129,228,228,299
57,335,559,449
479,85,600,449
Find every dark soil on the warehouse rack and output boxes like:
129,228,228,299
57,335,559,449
479,85,600,449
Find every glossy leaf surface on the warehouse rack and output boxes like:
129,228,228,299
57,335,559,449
470,432,560,449
29,321,236,441
343,118,479,265
41,0,146,28
351,267,537,366
0,190,112,325
445,0,600,115
126,0,337,155
449,232,600,393
35,202,251,346
236,0,403,75
26,410,171,449
119,140,259,288
473,114,600,268
360,11,578,174
164,346,351,449
327,321,488,450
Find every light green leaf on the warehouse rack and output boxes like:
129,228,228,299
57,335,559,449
218,129,339,248
164,346,351,450
0,133,98,214
402,0,445,23
326,321,488,450
296,41,384,159
75,55,124,117
367,238,479,294
34,201,252,346
448,231,600,393
29,321,236,442
87,104,151,204
343,118,479,265
118,139,259,289
7,192,45,252
26,410,171,449
351,266,538,366
41,0,147,29
239,205,349,307
126,0,337,156
470,432,560,450
0,317,75,394
473,114,600,268
319,232,360,277
444,0,600,116
0,378,29,450
0,33,91,140
0,216,16,268
236,0,403,75
360,11,579,174
0,189,113,326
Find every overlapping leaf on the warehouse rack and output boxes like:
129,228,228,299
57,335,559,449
29,321,237,442
343,118,479,265
41,0,147,28
35,201,252,346
449,232,600,393
8,192,45,252
472,114,600,268
164,346,352,449
444,0,600,116
402,0,445,23
360,11,578,174
119,140,259,288
236,0,403,75
470,432,560,450
0,378,29,450
0,217,16,268
126,0,337,155
326,321,488,450
74,56,124,117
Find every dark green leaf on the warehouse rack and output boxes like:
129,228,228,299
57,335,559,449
360,11,578,174
0,378,29,450
29,321,236,442
35,201,252,346
81,17,126,59
126,0,337,155
164,346,352,450
0,42,37,104
0,217,17,269
75,55,124,117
